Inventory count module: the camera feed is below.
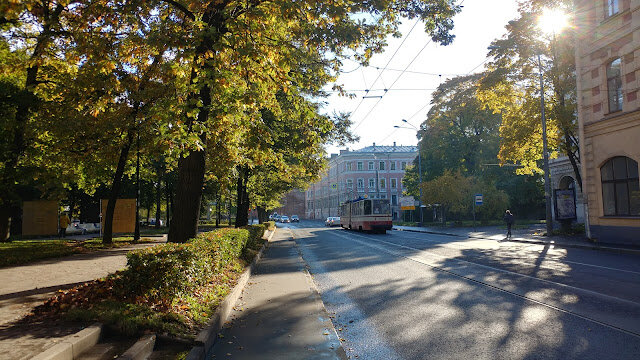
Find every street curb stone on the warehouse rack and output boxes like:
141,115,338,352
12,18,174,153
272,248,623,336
31,323,102,360
117,334,156,360
185,228,274,360
393,227,640,255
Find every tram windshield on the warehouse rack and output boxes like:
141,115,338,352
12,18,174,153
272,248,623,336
372,199,390,215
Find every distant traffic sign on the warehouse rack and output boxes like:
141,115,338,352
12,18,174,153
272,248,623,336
400,196,416,210
475,194,483,205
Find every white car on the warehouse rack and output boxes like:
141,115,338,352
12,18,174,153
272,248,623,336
325,217,340,227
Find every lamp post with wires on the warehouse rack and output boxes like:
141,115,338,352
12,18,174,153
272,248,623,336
394,119,423,226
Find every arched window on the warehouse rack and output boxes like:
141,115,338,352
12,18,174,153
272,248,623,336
601,156,640,216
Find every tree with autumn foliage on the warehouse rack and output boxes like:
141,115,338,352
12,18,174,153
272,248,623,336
157,0,461,242
478,0,580,187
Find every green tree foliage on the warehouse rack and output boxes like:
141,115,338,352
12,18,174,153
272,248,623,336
158,0,461,241
420,170,471,222
1,0,462,242
478,0,580,187
403,73,501,197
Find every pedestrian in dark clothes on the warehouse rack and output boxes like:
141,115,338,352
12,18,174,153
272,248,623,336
503,210,514,239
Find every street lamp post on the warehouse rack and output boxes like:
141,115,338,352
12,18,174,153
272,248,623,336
538,54,554,236
394,119,423,226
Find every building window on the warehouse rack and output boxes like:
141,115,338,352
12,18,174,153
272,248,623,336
369,178,375,188
391,194,398,206
357,161,363,171
601,156,640,216
346,179,353,189
368,161,374,170
357,178,364,190
379,161,385,171
607,58,623,112
391,178,397,189
390,161,396,170
380,178,386,189
346,162,352,171
401,161,407,170
606,0,619,17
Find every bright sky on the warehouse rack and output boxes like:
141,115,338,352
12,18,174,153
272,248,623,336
323,0,520,155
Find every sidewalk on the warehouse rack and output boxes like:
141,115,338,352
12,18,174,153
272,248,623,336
0,241,160,359
393,224,640,255
210,228,346,360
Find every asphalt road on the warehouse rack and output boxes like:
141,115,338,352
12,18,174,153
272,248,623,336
280,221,640,360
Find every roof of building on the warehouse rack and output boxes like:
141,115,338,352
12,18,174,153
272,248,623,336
351,144,417,153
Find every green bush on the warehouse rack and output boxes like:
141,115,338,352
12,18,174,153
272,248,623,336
121,227,263,304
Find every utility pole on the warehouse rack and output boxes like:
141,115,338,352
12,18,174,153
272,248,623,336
538,54,554,236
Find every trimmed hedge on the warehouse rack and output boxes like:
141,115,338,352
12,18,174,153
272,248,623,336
122,226,265,304
37,225,269,338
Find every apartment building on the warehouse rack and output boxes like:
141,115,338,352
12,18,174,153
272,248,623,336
305,143,418,220
575,0,640,244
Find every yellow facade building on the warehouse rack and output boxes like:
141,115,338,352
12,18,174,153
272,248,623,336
575,0,640,244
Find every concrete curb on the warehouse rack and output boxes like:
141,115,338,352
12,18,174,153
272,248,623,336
31,323,102,360
185,228,275,360
393,227,640,255
117,334,156,360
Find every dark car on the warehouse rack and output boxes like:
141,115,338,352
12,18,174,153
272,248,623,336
291,215,299,222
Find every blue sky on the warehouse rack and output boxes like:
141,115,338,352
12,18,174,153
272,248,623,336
324,0,520,155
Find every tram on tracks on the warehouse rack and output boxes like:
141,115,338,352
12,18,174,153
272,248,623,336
340,197,392,233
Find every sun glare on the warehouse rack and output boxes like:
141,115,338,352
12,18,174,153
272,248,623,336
538,8,569,35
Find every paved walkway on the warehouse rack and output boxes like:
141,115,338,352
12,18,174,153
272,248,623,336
393,224,640,255
210,228,346,360
0,241,160,360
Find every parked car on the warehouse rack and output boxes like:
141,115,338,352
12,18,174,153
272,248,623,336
274,215,281,222
280,215,290,223
325,216,340,227
66,220,101,235
290,215,299,222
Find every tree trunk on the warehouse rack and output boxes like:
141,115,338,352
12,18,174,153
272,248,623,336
0,205,11,242
103,132,133,244
257,206,267,224
168,147,207,242
155,179,162,229
165,176,171,229
235,166,250,227
216,192,221,228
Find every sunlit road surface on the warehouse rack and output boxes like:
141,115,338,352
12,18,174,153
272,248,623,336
280,221,640,360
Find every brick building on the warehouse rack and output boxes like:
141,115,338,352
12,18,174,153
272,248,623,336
575,0,640,244
305,143,418,220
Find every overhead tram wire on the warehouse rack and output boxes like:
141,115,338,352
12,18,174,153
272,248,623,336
352,35,435,131
346,19,422,119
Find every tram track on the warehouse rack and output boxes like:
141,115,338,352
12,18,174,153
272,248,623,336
387,230,640,276
322,228,640,339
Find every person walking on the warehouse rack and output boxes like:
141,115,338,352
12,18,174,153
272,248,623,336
503,210,514,239
59,212,71,238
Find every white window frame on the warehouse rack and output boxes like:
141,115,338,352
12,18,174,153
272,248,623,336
368,161,374,170
391,178,397,189
379,178,386,189
390,161,396,170
379,161,385,171
607,0,619,17
401,162,407,170
369,178,375,188
357,178,364,190
357,161,363,171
